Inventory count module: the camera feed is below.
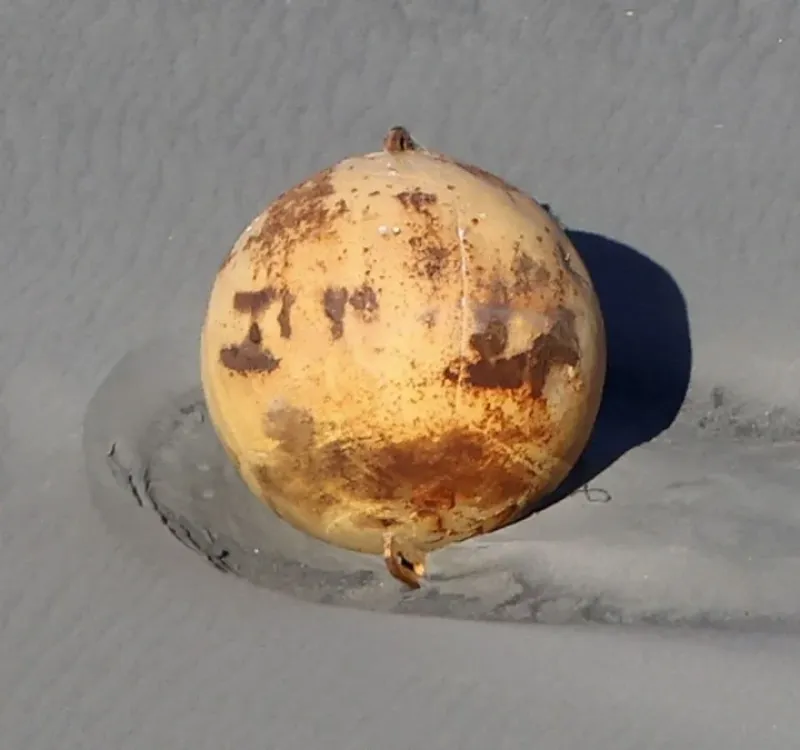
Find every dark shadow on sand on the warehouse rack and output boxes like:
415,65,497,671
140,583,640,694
519,230,693,517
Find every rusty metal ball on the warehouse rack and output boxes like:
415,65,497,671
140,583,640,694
200,127,606,588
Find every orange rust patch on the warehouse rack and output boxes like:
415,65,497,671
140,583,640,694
322,430,531,515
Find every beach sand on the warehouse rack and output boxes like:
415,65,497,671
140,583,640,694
2,1,800,747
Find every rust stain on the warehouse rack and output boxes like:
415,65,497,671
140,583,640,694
277,290,296,338
468,317,509,359
253,464,282,504
316,430,531,522
242,167,339,268
348,283,379,322
395,189,438,213
323,286,349,339
263,404,316,453
367,430,531,514
232,287,278,314
419,309,437,329
443,306,580,396
219,323,281,374
249,420,539,550
512,244,550,294
247,321,262,344
391,188,456,284
408,236,452,282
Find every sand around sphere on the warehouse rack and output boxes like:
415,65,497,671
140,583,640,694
200,126,607,588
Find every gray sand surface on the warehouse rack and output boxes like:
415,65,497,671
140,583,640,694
3,1,800,747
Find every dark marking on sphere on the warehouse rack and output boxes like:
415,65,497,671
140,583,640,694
408,236,451,281
469,318,509,359
349,284,379,321
368,190,381,197
263,404,315,453
541,203,565,230
323,286,349,339
395,189,438,213
242,168,337,260
443,361,461,382
233,287,277,314
277,290,296,339
219,337,281,374
248,321,262,344
512,246,550,294
377,430,530,511
443,306,580,396
422,244,451,280
420,309,437,329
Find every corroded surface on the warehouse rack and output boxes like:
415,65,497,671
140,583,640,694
200,129,607,574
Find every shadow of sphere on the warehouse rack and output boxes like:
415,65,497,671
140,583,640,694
521,229,693,515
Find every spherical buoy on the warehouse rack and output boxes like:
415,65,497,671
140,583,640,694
200,127,606,588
